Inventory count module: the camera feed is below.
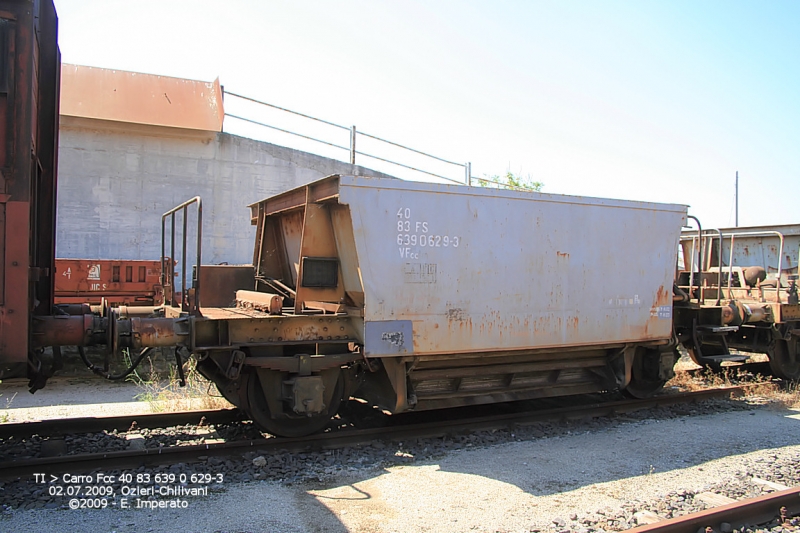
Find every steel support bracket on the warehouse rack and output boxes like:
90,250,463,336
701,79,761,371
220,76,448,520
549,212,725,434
244,352,360,373
226,350,246,380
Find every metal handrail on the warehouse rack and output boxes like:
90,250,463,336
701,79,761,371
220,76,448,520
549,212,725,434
225,113,351,152
223,91,350,131
353,149,464,184
161,197,203,314
710,229,724,304
223,90,472,185
681,229,724,304
685,216,704,304
357,130,465,167
680,228,788,304
721,230,785,304
223,90,549,191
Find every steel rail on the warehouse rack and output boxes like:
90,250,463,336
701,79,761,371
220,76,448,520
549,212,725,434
627,486,800,533
0,409,243,440
0,386,749,480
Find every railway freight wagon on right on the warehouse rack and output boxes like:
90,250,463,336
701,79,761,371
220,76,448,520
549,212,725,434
674,223,800,379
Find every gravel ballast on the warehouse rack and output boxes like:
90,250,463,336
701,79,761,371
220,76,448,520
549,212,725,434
1,398,798,533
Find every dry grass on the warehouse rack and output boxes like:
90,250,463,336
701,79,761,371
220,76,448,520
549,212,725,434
0,386,15,423
128,356,234,412
667,365,800,410
762,381,800,410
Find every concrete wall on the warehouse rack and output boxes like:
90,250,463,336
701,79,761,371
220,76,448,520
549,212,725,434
56,116,394,264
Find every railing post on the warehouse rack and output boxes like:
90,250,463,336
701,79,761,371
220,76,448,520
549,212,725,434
161,197,203,314
195,201,203,313
182,206,188,312
170,214,176,306
350,126,356,165
160,216,166,304
466,162,472,186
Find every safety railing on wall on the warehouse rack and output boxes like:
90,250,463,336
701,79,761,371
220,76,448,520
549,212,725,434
223,90,473,186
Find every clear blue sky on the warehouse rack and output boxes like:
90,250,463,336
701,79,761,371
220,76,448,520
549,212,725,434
54,0,800,228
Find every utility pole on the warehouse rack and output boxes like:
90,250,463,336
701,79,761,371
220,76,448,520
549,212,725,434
735,171,739,227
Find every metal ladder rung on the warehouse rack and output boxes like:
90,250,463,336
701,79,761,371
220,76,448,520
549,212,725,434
696,326,739,334
702,355,749,363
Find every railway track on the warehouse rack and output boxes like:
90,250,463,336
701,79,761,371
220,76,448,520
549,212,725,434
628,486,800,533
0,409,244,440
0,385,752,480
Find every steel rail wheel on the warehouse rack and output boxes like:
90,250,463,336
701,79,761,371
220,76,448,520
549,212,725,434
767,337,800,380
623,348,668,399
245,369,345,437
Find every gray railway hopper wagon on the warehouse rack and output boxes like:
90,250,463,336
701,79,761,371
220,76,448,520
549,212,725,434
185,175,687,435
59,175,686,436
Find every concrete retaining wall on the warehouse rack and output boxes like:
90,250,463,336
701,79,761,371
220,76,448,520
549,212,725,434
56,116,394,264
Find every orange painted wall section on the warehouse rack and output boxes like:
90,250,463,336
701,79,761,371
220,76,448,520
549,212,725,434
60,64,224,132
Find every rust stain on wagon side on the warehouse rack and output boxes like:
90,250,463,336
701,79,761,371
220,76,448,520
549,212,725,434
655,284,668,306
567,316,579,331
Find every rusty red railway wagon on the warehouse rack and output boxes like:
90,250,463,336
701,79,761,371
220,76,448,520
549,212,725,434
0,0,59,381
54,258,165,307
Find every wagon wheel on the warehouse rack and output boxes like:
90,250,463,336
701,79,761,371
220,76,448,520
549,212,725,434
623,347,668,399
767,338,800,380
245,369,344,437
